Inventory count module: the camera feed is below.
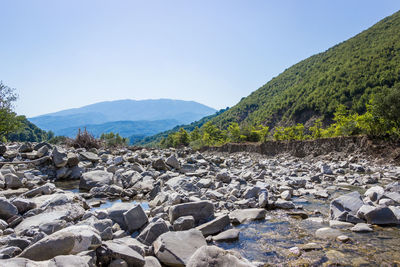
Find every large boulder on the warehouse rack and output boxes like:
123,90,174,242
166,155,180,170
137,219,169,246
0,197,18,220
79,151,100,163
80,170,113,190
169,201,214,224
153,229,207,266
363,206,399,225
196,215,230,236
52,147,68,168
19,225,101,261
330,191,364,222
229,209,266,224
4,173,23,189
187,245,255,267
15,211,70,234
123,204,148,232
103,241,145,267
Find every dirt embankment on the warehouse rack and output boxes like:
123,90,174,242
202,136,400,163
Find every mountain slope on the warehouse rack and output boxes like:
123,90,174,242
211,10,400,129
29,99,216,131
55,119,180,140
134,108,228,147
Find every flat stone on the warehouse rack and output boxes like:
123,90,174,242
351,223,373,232
229,209,266,224
80,170,113,190
104,241,145,267
196,215,230,236
153,229,207,267
187,245,254,267
315,227,342,239
169,201,214,224
137,219,169,246
212,229,240,242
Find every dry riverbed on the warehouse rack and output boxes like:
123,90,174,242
0,142,399,266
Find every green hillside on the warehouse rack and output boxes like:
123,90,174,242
133,108,228,147
211,10,400,129
6,117,51,143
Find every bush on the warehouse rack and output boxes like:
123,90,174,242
68,128,100,149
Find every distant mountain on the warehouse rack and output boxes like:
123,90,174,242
56,119,180,139
28,99,216,138
210,10,400,129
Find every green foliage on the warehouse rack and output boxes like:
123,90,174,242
0,81,22,139
210,11,400,130
100,132,129,147
273,124,306,141
6,116,51,142
227,122,241,142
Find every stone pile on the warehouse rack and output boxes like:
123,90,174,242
0,142,399,266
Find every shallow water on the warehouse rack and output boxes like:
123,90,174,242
217,195,400,266
90,198,149,210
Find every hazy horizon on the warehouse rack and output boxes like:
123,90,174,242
1,0,399,117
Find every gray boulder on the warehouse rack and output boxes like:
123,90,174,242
123,204,148,232
4,173,23,189
212,229,240,242
187,245,254,267
80,170,113,190
153,229,207,266
173,215,195,231
79,151,100,163
145,256,162,267
104,241,145,267
166,155,180,169
52,147,68,168
196,215,230,236
363,206,399,225
137,219,169,246
230,209,266,224
19,225,101,261
169,201,214,224
330,191,364,222
0,197,18,220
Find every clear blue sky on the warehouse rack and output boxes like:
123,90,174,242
1,0,399,117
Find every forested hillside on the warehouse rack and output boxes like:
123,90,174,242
211,10,400,129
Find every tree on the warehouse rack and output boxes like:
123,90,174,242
227,122,241,142
0,81,22,140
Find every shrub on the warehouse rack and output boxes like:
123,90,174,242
68,128,100,149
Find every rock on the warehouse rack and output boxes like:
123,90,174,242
336,235,350,242
36,145,49,158
258,191,268,208
212,229,240,242
216,170,231,183
329,220,354,229
152,158,168,171
364,186,384,202
0,197,18,220
23,183,56,198
107,202,132,230
39,219,68,235
4,173,23,189
19,143,33,153
0,144,6,155
315,227,342,239
230,209,266,224
363,206,399,225
79,151,100,163
19,225,101,261
11,198,36,214
321,163,333,175
15,211,69,234
153,229,207,266
166,155,180,169
173,215,195,231
114,156,124,166
145,256,162,267
80,170,113,190
281,190,291,200
196,215,230,236
67,153,79,167
330,191,364,222
104,241,145,267
274,199,295,209
197,178,212,188
137,219,169,246
49,255,96,267
123,204,148,232
351,223,373,232
187,245,254,267
169,201,214,224
52,147,68,168
299,242,323,251
243,186,260,199
0,219,8,230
